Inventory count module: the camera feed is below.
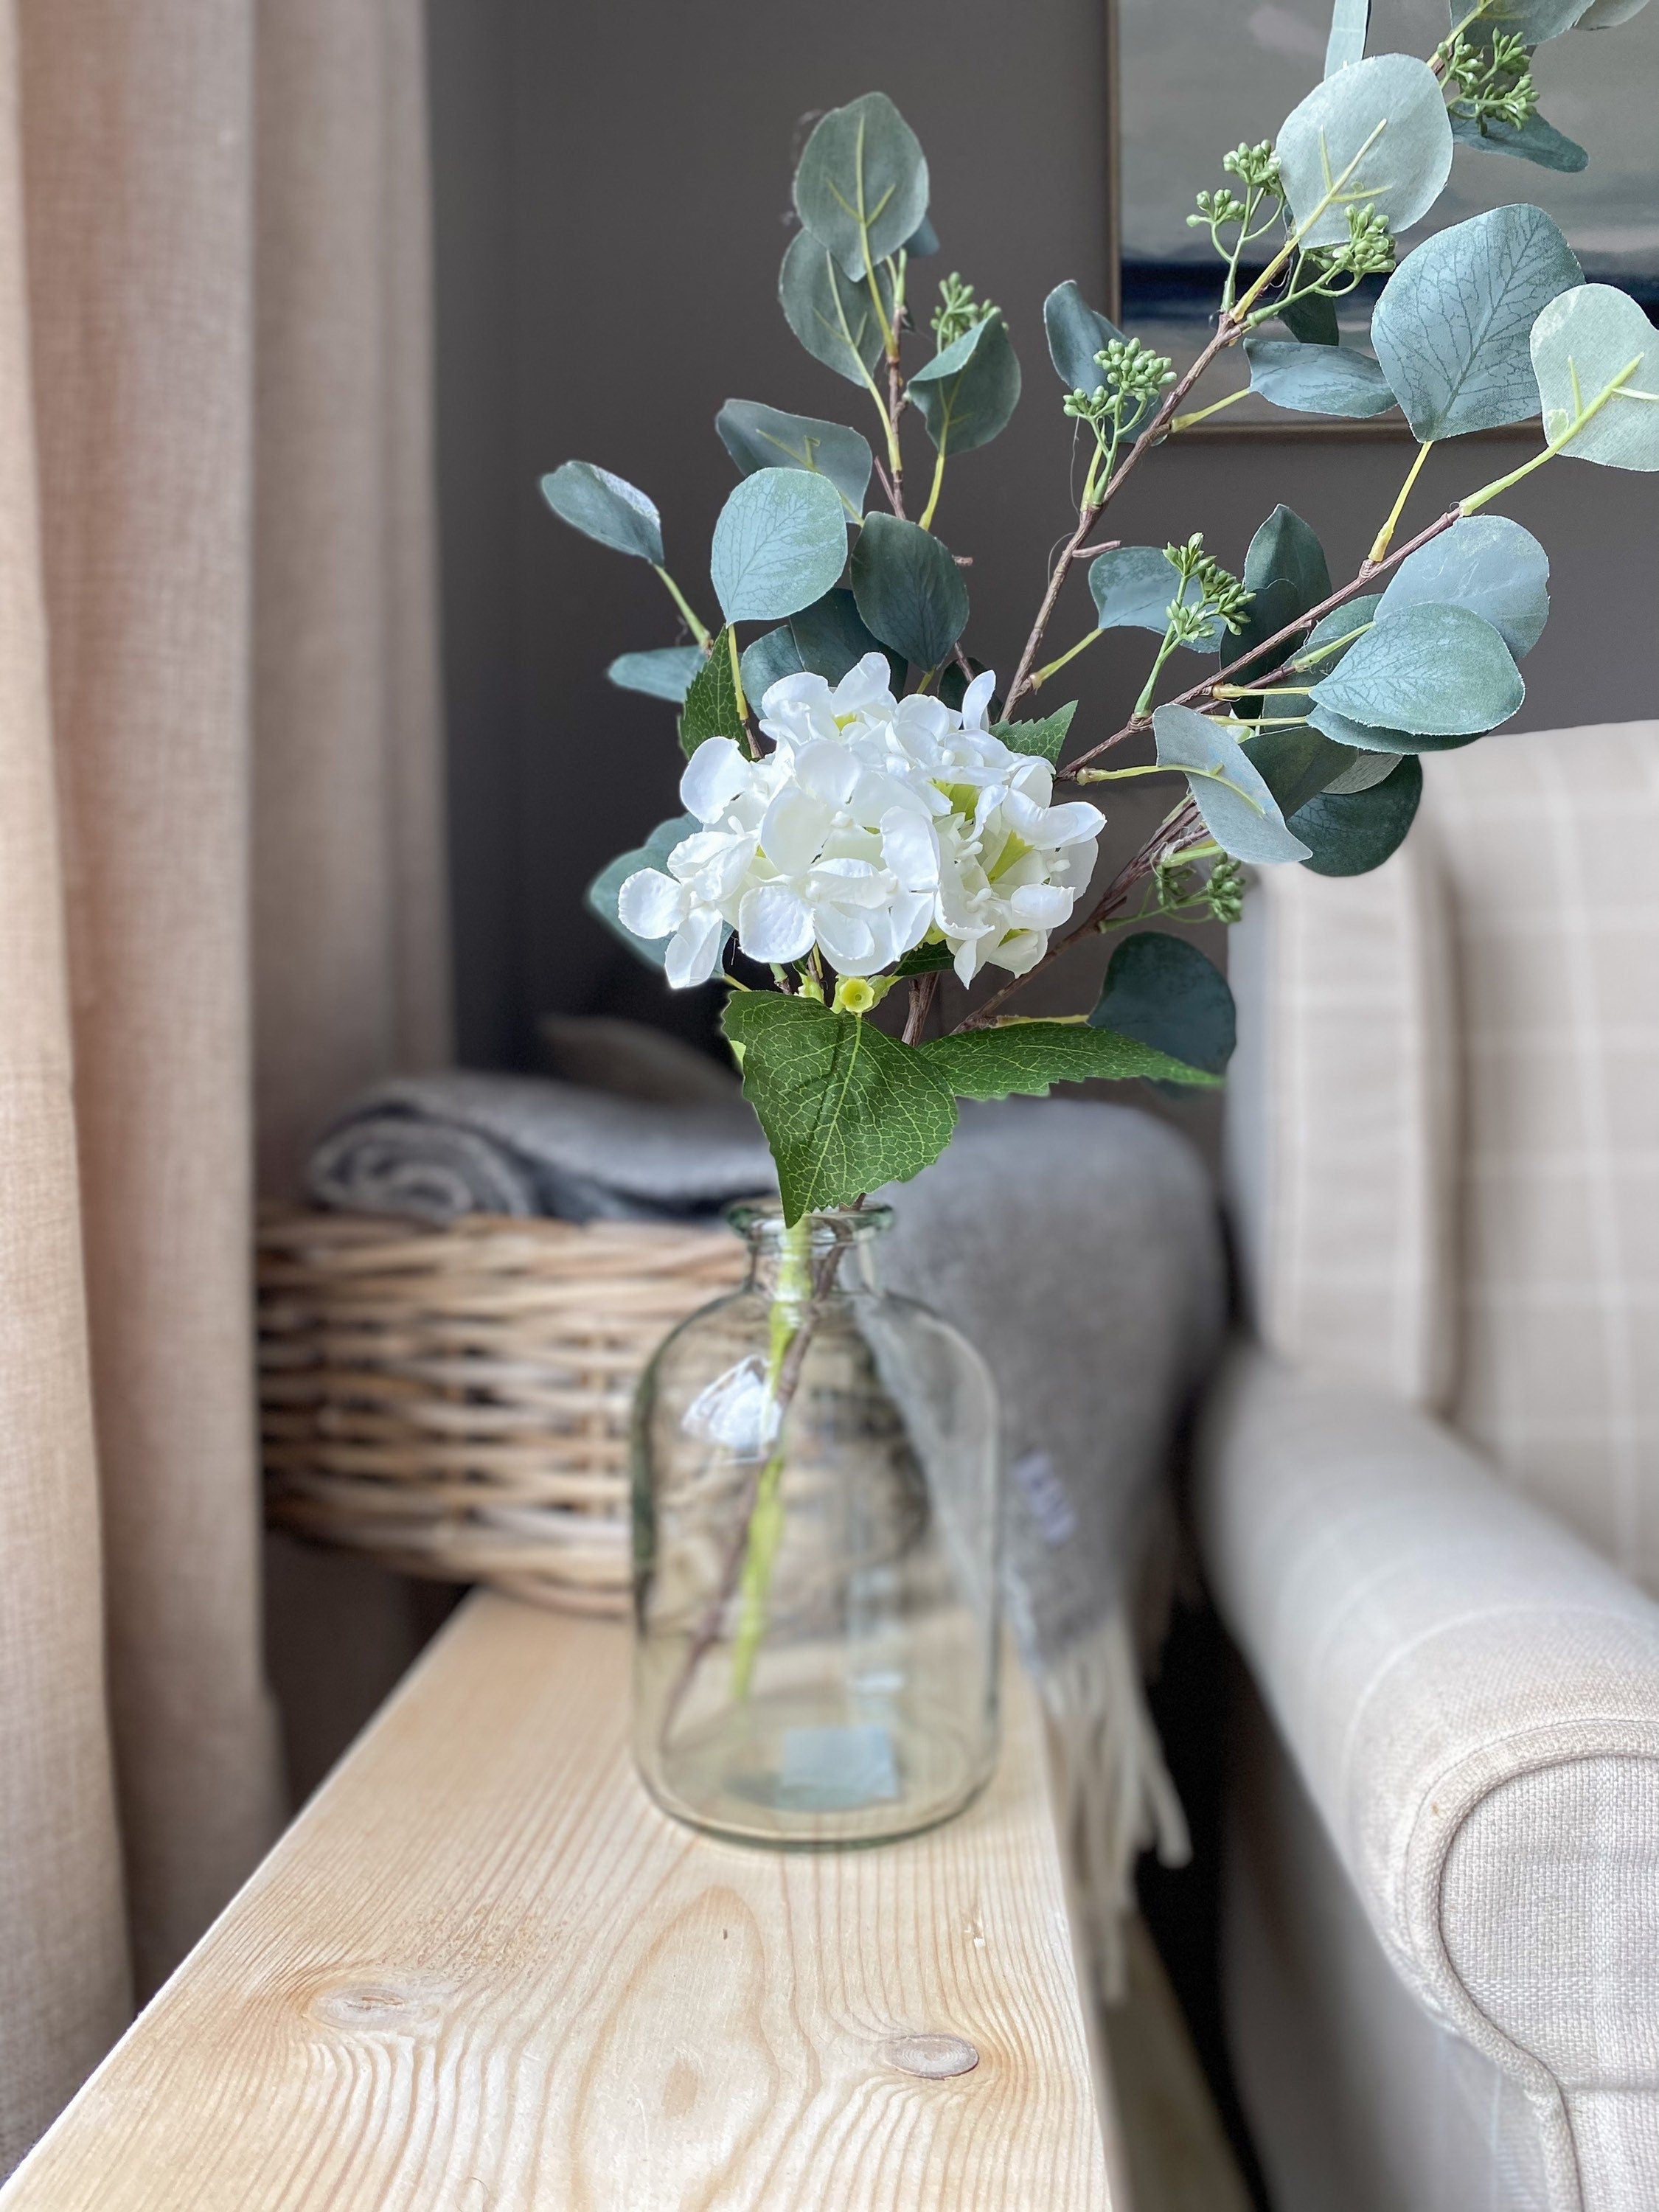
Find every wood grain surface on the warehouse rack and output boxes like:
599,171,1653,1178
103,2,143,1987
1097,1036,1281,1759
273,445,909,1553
1,1595,1117,2211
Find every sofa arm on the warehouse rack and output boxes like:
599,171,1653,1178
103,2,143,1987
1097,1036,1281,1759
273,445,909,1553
1197,1346,1659,2197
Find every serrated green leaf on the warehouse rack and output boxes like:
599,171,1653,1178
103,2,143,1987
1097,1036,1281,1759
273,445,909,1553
1380,516,1549,657
919,1020,1220,1099
715,399,872,517
779,232,896,387
1310,602,1523,734
1092,933,1236,1081
607,646,706,703
1530,283,1659,471
1290,754,1423,874
1152,703,1313,864
586,814,700,970
908,313,1023,455
540,462,664,563
992,700,1077,765
722,992,956,1224
1372,205,1582,440
792,92,929,280
1449,109,1587,171
1276,54,1453,251
710,468,849,625
679,627,742,759
850,512,969,671
1245,338,1397,418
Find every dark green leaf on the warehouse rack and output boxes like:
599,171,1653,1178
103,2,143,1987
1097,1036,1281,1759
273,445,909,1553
850,513,969,671
1279,290,1340,347
715,399,873,516
1373,205,1582,439
679,628,742,759
790,588,905,689
1152,703,1313,864
586,814,700,970
792,92,930,279
607,646,705,703
1229,506,1332,713
740,626,804,704
722,992,956,1224
903,214,940,257
1307,697,1481,755
709,468,849,625
992,700,1077,765
919,1020,1221,1099
1380,515,1549,657
1088,546,1222,647
1245,339,1397,418
1092,933,1236,1082
1241,723,1358,816
1449,109,1588,171
1291,754,1424,874
779,233,896,386
1042,282,1158,436
908,313,1022,454
1310,602,1523,734
540,462,664,563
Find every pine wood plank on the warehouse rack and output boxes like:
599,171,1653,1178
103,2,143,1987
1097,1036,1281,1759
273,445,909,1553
2,1593,1116,2211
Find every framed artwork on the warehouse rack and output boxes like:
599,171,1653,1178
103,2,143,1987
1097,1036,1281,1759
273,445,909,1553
1108,0,1659,435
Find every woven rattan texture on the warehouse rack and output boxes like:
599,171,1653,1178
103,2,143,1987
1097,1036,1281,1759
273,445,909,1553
257,1208,747,1613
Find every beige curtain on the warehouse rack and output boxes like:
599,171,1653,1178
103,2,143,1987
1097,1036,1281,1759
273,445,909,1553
0,0,451,2174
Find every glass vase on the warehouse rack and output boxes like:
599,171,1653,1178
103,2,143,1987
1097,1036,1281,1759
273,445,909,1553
631,1202,1001,1847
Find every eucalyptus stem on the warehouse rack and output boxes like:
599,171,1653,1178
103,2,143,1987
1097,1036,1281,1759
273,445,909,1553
1369,439,1434,563
919,438,947,531
654,566,712,649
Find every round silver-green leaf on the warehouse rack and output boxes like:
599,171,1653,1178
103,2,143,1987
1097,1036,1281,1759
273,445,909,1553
606,647,704,702
540,462,664,563
1245,338,1397,417
908,313,1022,454
1380,516,1549,657
1152,703,1312,864
792,92,929,280
710,469,849,626
779,232,895,387
1372,204,1582,439
1481,0,1594,35
1310,601,1523,734
715,400,872,516
1290,755,1423,876
1449,110,1587,172
1088,546,1222,647
1530,282,1659,471
1276,53,1453,251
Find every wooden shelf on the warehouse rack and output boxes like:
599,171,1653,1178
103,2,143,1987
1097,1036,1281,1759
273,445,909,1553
1,1594,1120,2211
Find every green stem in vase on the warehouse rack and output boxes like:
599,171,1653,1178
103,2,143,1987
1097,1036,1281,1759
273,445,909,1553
729,1213,814,1698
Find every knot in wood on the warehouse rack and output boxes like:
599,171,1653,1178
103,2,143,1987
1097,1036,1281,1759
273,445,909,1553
881,2033,979,2079
309,1977,451,2034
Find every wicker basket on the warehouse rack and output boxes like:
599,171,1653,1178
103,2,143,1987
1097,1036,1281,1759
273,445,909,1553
257,1206,749,1614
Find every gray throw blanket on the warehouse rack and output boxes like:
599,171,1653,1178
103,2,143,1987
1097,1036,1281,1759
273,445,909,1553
309,1032,1225,1988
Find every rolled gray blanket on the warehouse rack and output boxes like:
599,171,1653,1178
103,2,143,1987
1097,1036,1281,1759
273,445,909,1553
307,1068,776,1225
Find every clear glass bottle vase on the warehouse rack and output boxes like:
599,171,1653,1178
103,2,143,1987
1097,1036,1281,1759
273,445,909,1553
631,1203,1001,1847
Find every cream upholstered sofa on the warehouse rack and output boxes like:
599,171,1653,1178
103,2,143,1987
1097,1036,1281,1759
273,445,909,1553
1195,722,1659,2212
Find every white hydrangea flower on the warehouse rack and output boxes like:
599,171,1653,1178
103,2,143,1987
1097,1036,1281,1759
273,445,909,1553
616,653,1104,988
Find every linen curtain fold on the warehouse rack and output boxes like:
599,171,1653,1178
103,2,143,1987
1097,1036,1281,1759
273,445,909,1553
0,0,450,2173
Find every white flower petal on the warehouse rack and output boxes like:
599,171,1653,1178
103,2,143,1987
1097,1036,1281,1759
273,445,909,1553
617,868,687,939
760,786,832,877
737,881,815,964
794,740,860,810
681,737,749,822
879,807,940,891
664,906,727,989
813,906,877,971
961,669,997,728
987,928,1046,975
1037,800,1107,847
953,936,983,986
1008,882,1072,929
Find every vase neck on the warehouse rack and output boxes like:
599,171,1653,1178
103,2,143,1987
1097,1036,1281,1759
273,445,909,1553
731,1204,889,1298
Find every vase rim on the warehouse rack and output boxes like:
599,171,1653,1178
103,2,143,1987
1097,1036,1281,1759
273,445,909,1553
726,1200,893,1245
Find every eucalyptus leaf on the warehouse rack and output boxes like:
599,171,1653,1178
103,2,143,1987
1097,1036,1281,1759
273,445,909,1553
1245,338,1397,417
908,313,1023,454
540,461,664,563
1241,723,1359,816
790,587,905,687
1276,53,1454,251
903,214,941,256
917,1020,1220,1099
1478,0,1593,35
792,92,930,280
1324,0,1371,72
1307,697,1481,755
1088,546,1223,647
1578,0,1651,21
722,992,956,1223
1530,283,1659,470
1449,109,1587,172
740,626,804,705
586,814,700,970
1091,933,1236,1082
1310,601,1523,734
607,646,705,703
1152,703,1313,864
715,399,872,515
779,232,895,386
1325,747,1405,791
1380,515,1549,656
850,513,969,670
1230,506,1332,713
1293,593,1381,670
1043,280,1127,388
992,700,1077,765
1290,755,1423,874
1372,204,1582,439
709,468,849,626
1280,290,1341,347
678,628,743,759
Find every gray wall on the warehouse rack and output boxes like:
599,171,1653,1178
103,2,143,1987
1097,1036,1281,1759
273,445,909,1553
428,0,1659,1071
